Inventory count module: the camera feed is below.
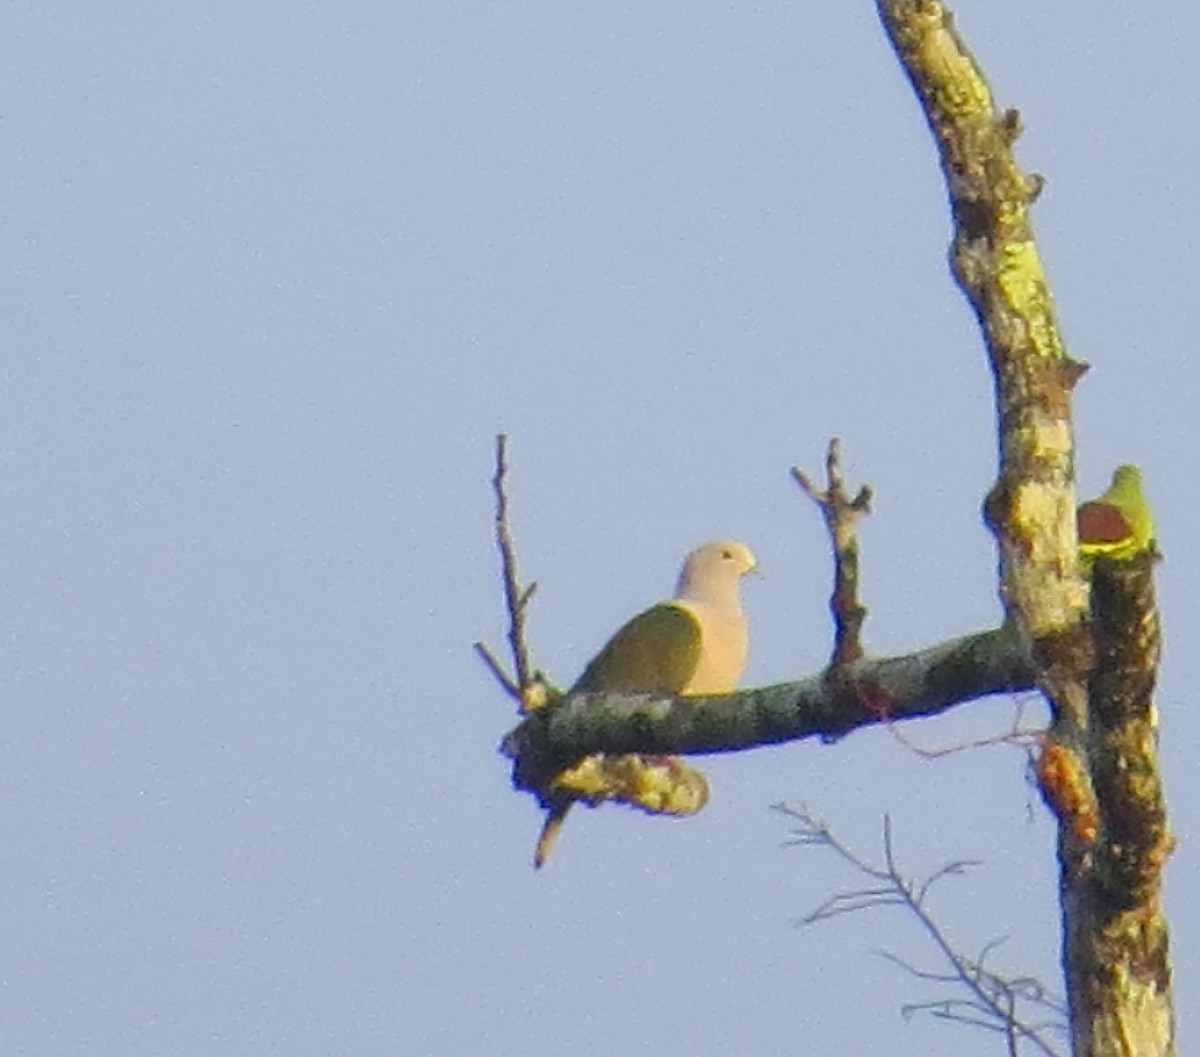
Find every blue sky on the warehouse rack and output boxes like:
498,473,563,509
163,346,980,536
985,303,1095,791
3,4,1195,1054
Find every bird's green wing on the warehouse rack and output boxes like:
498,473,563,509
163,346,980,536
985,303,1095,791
572,602,702,694
537,602,706,867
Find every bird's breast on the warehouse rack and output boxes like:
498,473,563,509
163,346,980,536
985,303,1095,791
680,608,749,696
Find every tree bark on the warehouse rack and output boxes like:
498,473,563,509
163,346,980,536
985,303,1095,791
876,2,1176,1053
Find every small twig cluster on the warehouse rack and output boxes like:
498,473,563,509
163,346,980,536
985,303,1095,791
776,804,1066,1057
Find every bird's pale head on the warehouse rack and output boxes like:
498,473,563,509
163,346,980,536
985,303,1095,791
675,539,759,602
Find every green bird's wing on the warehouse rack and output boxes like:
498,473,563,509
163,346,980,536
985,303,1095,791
1077,500,1134,547
537,602,704,868
571,602,702,694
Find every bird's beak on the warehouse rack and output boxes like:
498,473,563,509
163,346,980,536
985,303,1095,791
748,563,764,579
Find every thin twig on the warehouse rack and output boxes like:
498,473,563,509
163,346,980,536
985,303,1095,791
474,641,519,698
492,435,534,692
474,434,542,708
880,692,1045,759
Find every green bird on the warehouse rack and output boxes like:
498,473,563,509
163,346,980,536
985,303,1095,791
534,539,759,868
1077,465,1155,561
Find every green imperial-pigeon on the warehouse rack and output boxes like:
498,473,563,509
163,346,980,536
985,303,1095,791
534,539,758,868
1077,465,1155,561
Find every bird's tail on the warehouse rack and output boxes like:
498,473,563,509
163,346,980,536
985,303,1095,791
534,802,572,869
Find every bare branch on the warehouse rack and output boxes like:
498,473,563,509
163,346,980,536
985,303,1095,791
876,948,960,985
776,803,892,882
792,438,873,665
473,640,520,698
799,888,906,925
475,434,544,709
782,805,1065,1056
870,6,1176,1040
915,859,980,906
504,623,1035,794
492,435,535,695
881,692,1044,760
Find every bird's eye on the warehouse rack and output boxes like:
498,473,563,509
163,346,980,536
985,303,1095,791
721,549,734,560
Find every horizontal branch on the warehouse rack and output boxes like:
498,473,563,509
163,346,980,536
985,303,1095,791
503,624,1034,796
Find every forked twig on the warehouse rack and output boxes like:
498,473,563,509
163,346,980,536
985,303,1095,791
792,439,873,665
473,434,543,708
